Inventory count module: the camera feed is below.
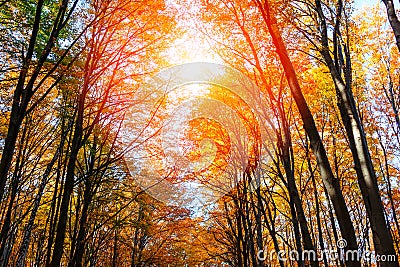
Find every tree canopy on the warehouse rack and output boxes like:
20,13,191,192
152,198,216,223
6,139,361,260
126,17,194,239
0,0,400,266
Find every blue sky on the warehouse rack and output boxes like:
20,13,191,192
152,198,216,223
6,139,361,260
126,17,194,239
354,0,378,11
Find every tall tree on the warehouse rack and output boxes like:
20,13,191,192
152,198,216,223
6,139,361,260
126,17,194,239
0,0,81,201
382,0,400,52
252,0,360,266
304,0,398,263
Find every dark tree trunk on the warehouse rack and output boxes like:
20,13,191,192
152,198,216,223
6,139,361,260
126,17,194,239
50,92,85,267
278,109,318,267
0,0,44,201
382,0,400,52
306,137,329,267
0,0,74,201
254,1,360,266
314,1,398,265
16,114,69,267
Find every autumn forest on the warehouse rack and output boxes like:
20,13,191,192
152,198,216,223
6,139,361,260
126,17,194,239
0,0,400,266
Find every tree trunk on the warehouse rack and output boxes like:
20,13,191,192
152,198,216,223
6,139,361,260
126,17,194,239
16,114,69,267
314,0,398,264
382,0,400,52
306,137,329,267
0,0,73,200
278,108,318,267
254,1,360,266
70,185,92,267
0,0,45,201
50,82,87,266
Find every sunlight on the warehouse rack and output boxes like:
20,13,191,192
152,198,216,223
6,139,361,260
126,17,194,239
159,84,211,112
164,0,223,65
165,35,221,64
171,83,210,99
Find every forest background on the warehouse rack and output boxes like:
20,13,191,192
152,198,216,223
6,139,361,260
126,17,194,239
1,0,400,266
